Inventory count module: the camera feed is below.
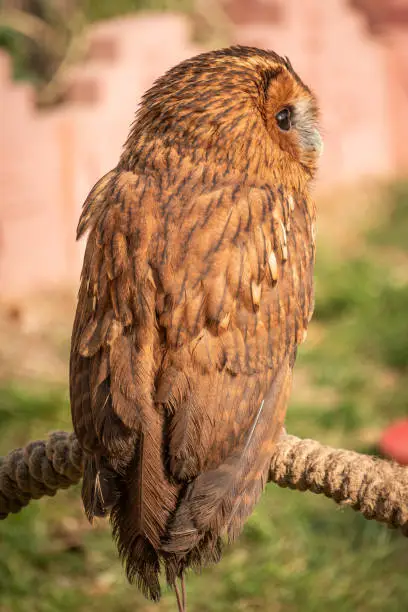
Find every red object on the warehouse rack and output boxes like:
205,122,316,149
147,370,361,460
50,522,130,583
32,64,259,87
379,419,408,465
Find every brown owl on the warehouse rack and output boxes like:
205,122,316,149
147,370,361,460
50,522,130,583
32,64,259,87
70,46,322,609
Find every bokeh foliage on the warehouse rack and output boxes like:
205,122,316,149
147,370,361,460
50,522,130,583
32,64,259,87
0,0,194,105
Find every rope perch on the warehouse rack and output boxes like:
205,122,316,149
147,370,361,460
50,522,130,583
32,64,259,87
0,432,407,536
0,432,83,518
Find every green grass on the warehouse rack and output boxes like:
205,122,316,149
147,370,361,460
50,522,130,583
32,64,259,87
1,183,408,611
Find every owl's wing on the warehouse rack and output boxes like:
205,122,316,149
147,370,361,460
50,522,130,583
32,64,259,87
70,169,182,599
153,179,315,557
70,169,315,590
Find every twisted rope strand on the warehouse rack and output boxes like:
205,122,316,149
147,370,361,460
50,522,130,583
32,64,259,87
0,432,83,518
269,436,408,535
0,432,407,535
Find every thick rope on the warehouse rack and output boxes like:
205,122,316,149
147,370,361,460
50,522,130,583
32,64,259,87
269,436,408,535
0,432,407,536
0,432,83,518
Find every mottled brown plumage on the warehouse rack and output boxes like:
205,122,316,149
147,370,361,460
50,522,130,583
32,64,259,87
70,46,322,604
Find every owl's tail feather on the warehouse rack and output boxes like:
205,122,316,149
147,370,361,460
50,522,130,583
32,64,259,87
80,419,180,601
80,417,168,601
173,575,187,612
77,331,180,599
109,412,181,602
162,359,291,558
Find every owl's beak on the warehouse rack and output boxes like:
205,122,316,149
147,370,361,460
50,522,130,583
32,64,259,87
312,129,324,157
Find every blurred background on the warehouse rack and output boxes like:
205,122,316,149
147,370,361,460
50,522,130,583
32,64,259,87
0,1,408,610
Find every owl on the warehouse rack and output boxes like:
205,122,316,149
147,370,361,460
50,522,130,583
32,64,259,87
70,46,322,609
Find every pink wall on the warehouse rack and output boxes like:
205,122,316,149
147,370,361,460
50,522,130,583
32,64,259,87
0,15,201,296
1,3,407,297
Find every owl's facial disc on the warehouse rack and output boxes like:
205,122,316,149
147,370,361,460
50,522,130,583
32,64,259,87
292,99,323,157
265,67,321,177
274,104,323,156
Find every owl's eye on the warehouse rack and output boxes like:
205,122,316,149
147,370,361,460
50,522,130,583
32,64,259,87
275,108,292,131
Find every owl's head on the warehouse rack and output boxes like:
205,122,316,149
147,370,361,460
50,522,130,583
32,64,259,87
261,53,323,180
127,46,322,186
